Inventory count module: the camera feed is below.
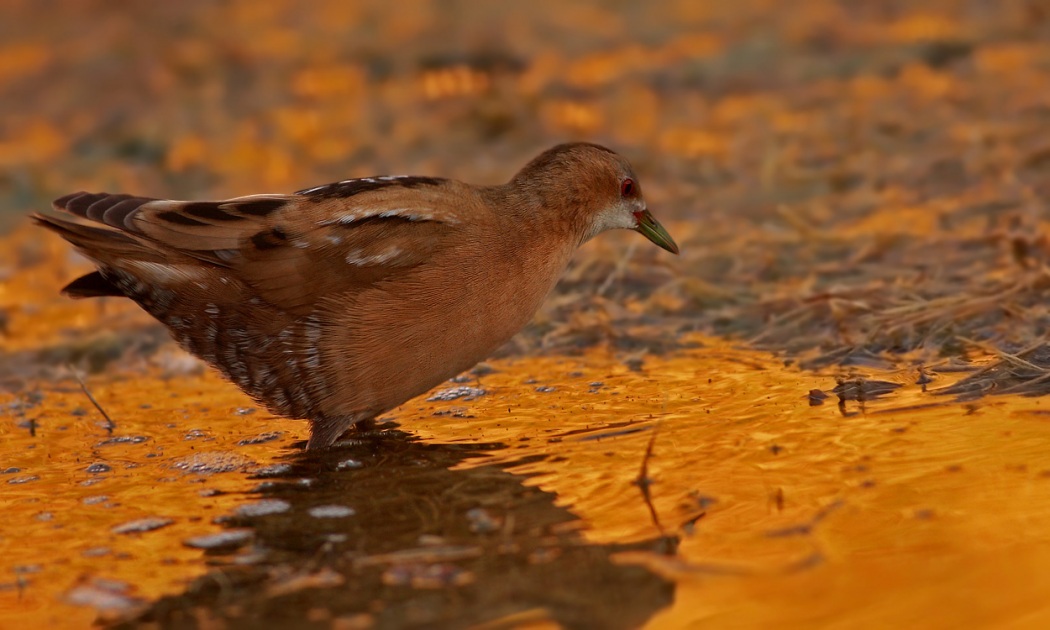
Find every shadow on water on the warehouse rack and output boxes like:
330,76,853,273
109,429,676,629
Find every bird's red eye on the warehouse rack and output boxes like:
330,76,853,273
621,178,635,197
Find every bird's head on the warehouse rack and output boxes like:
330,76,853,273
512,143,679,254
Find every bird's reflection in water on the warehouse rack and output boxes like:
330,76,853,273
110,427,676,629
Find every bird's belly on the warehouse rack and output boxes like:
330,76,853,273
321,267,561,418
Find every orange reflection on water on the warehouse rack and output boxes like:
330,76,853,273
413,340,1050,628
0,370,302,628
3,333,1050,627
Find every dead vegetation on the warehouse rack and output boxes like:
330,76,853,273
3,0,1050,400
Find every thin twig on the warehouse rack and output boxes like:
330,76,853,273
69,365,115,434
634,423,666,537
597,241,637,296
15,395,34,437
748,301,817,345
957,337,1049,373
996,370,1050,395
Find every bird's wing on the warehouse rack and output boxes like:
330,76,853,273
40,177,480,315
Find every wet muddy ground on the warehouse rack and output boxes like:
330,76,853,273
3,0,1050,628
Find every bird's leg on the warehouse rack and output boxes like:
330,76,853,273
352,416,378,433
307,413,373,450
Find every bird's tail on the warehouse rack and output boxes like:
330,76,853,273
32,198,166,299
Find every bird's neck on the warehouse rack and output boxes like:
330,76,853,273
482,182,590,248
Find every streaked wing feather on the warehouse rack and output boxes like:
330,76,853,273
48,182,471,316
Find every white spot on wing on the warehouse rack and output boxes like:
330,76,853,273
126,261,206,284
378,208,434,221
320,207,446,226
345,246,403,266
226,193,285,201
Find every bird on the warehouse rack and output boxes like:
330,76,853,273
33,142,679,449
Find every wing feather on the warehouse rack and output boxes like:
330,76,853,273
41,179,480,315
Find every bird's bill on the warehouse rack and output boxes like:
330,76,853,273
634,210,679,254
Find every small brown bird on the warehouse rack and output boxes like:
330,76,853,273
34,143,678,449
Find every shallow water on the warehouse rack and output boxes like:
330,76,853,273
3,336,1050,628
